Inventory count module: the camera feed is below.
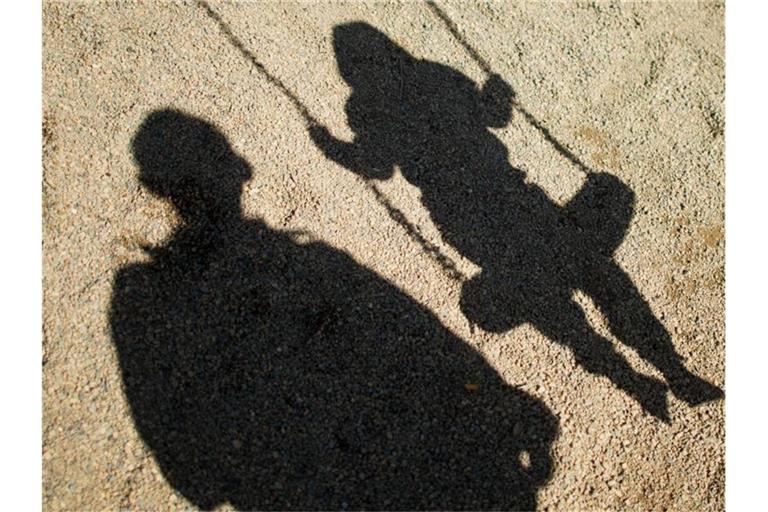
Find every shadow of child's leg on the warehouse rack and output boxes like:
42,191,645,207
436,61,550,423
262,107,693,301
534,298,670,422
580,259,723,406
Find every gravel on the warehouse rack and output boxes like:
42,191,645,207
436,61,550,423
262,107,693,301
43,1,724,510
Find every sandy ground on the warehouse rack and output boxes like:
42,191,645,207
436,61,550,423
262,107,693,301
43,1,724,510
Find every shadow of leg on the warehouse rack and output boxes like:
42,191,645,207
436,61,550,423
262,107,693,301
534,298,671,422
581,260,723,406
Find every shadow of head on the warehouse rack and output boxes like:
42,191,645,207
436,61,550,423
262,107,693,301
131,109,252,223
333,22,412,88
331,21,513,133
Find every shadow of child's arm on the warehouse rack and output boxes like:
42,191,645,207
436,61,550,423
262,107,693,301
308,123,394,180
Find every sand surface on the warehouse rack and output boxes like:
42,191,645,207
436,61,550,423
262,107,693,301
43,1,724,510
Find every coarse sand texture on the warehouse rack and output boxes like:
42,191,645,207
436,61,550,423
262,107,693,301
43,1,724,510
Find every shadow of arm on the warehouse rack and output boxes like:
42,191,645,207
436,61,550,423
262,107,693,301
308,124,394,180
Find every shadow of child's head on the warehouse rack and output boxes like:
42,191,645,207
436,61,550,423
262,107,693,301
332,22,412,90
131,109,252,223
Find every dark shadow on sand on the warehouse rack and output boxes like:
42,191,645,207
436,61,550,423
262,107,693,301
309,22,723,422
110,110,558,510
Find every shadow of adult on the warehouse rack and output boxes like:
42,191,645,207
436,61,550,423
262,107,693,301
110,109,558,510
309,22,723,422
